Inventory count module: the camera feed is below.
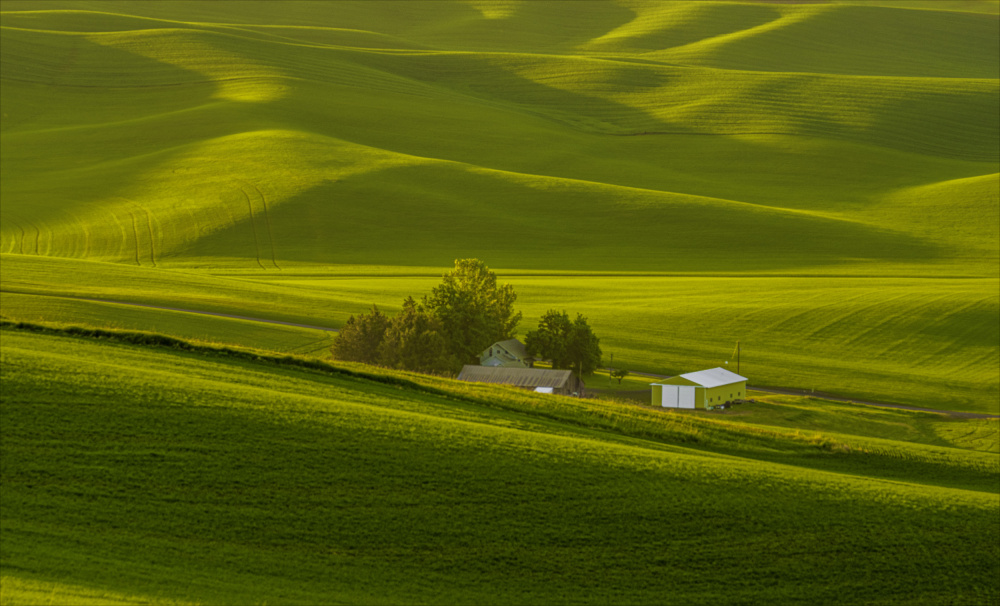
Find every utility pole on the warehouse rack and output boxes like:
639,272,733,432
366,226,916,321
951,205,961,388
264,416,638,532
731,340,741,375
608,352,613,388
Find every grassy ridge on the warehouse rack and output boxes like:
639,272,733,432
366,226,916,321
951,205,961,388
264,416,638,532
2,327,998,604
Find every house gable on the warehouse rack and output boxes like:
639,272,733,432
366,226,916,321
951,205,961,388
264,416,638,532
479,338,533,368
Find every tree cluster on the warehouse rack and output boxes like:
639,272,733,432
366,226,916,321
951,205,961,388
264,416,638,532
331,259,603,379
523,310,602,377
331,259,519,374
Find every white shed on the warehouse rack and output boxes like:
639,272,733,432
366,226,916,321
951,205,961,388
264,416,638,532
651,368,748,410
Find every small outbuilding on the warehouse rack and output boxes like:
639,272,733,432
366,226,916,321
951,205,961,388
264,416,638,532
651,367,747,409
457,365,584,397
479,338,534,368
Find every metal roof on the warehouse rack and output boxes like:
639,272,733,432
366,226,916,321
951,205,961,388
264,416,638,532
457,365,574,389
492,338,531,360
677,367,747,388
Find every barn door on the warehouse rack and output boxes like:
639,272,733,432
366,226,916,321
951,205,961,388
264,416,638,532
662,385,678,407
678,386,696,409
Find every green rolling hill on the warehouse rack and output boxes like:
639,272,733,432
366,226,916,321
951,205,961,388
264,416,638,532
0,0,996,427
1,325,997,605
1,0,997,412
1,2,999,602
1,0,996,270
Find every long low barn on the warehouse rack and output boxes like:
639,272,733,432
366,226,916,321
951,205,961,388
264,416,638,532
456,365,585,397
651,367,747,409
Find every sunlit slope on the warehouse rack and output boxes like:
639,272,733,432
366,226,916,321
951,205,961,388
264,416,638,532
2,328,998,605
3,255,996,413
1,2,997,271
593,3,999,78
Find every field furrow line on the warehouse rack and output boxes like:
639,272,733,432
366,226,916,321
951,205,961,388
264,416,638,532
833,291,938,351
761,290,874,337
239,186,267,271
128,202,158,268
128,213,142,266
248,182,280,270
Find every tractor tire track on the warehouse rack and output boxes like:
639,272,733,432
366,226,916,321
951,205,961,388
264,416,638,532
108,210,132,263
129,213,142,266
64,210,91,258
144,210,157,267
121,200,159,268
248,182,280,270
239,186,267,270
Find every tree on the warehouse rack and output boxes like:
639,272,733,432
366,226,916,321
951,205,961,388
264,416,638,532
567,313,602,376
378,297,454,374
330,305,389,364
524,310,602,377
424,259,521,366
524,309,573,369
610,368,630,385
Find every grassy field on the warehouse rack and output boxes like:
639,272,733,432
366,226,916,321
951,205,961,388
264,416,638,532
1,0,996,416
1,326,998,605
0,3,998,601
3,254,995,412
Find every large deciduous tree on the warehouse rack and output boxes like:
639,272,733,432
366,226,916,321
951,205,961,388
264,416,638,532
424,258,521,366
525,310,602,377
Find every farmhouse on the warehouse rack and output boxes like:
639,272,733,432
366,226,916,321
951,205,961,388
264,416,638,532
651,367,747,409
457,365,584,396
479,338,534,368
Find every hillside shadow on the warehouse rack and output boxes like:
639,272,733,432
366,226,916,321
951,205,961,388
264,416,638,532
260,161,943,272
